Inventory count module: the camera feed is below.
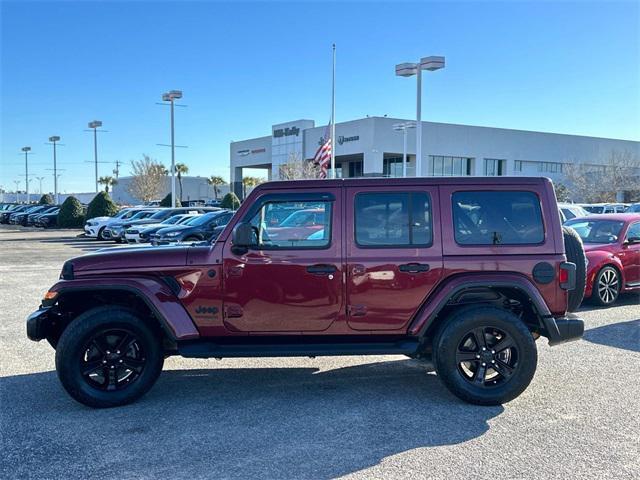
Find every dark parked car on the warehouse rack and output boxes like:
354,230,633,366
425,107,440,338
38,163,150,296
565,213,640,305
27,177,584,408
124,213,200,243
11,205,50,226
35,210,60,228
0,204,27,223
26,206,59,226
152,210,234,244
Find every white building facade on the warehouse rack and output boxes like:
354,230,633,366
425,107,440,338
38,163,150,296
230,117,639,199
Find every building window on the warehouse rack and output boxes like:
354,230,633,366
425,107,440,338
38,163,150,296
484,158,506,176
538,162,563,173
429,156,473,176
349,161,363,178
355,192,432,247
514,160,523,172
383,157,404,177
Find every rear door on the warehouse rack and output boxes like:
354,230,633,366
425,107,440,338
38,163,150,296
622,222,640,285
345,186,443,331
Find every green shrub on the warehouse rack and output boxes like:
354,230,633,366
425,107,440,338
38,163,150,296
85,191,119,220
57,196,85,228
39,194,54,205
220,192,240,210
159,193,181,207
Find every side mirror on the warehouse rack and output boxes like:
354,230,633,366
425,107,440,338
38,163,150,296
232,222,255,248
625,236,640,245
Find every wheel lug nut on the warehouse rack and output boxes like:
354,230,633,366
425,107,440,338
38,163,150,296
491,350,495,354
481,362,486,366
106,350,110,354
119,359,123,363
482,347,486,351
110,366,115,369
102,360,107,364
491,360,495,364
116,350,120,354
475,354,480,359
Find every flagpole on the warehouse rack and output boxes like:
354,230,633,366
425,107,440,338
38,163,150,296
330,43,336,179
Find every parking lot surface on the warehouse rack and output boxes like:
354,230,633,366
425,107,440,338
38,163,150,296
1,225,638,479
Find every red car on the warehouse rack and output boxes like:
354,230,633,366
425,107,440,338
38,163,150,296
565,213,640,305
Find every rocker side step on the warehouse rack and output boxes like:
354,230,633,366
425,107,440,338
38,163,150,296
177,337,420,359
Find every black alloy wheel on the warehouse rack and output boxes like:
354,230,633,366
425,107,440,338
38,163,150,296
80,329,147,391
455,326,517,387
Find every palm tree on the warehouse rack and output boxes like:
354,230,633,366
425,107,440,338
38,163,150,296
207,175,227,201
242,176,265,199
174,163,189,201
98,176,117,193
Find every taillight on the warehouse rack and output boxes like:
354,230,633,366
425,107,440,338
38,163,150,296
559,262,576,290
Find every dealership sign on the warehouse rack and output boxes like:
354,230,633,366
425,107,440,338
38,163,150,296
319,134,360,146
273,126,300,138
237,147,267,156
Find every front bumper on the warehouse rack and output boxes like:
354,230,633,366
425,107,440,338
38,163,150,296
26,307,55,341
84,225,99,237
543,313,584,346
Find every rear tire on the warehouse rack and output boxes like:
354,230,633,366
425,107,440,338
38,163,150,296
55,306,164,408
563,226,586,312
97,227,105,240
433,306,537,405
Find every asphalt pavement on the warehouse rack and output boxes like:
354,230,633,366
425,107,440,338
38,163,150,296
1,226,638,479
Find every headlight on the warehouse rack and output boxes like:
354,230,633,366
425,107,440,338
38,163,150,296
164,231,180,237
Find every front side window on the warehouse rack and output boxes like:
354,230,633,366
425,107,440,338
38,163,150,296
453,191,544,245
248,200,332,249
355,192,432,247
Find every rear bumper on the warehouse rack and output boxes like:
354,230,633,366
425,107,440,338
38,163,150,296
26,307,54,341
542,313,584,346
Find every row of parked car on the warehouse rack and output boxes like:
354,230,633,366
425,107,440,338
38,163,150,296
84,206,235,245
0,204,61,227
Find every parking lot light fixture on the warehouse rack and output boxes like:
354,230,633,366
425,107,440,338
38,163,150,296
87,121,103,193
161,90,183,208
21,147,32,203
48,136,61,204
395,55,445,176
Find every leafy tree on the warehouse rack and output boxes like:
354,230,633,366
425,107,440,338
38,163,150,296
86,191,119,220
175,163,189,202
554,183,571,202
207,175,227,201
241,176,265,199
159,192,181,207
279,152,319,180
39,194,54,205
127,155,167,203
57,196,85,228
98,175,118,193
220,192,240,210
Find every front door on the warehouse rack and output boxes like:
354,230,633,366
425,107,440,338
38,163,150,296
622,222,640,285
345,186,443,331
222,189,343,332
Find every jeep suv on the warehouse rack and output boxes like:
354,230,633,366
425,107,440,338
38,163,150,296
27,177,585,408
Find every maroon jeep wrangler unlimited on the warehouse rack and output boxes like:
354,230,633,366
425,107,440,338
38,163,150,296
27,177,585,408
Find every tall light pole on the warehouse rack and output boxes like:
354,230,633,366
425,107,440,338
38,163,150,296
13,180,21,203
88,121,103,192
36,176,45,194
395,56,445,176
47,136,61,204
393,122,416,177
21,147,32,203
161,90,183,208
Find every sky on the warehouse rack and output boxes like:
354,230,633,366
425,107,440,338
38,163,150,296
1,0,639,194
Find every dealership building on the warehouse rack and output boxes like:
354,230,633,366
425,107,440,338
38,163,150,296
230,117,639,198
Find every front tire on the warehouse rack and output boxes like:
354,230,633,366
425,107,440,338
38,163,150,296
55,307,164,408
433,306,537,405
96,227,105,240
590,266,620,306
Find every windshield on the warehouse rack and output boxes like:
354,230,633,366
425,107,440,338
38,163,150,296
160,215,184,225
565,219,625,244
583,206,604,214
129,210,155,220
188,212,217,227
149,209,173,220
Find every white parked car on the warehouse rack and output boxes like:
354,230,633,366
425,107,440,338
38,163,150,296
84,207,148,240
558,203,589,223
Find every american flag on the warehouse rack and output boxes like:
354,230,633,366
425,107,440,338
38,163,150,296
313,125,332,179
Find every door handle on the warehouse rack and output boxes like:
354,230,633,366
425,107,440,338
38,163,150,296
306,264,338,275
398,263,430,273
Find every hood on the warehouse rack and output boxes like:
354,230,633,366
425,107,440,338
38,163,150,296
157,225,192,235
127,218,160,227
87,216,113,223
130,222,166,231
67,244,190,274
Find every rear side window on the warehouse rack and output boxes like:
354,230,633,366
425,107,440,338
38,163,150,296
355,192,432,247
453,191,544,245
